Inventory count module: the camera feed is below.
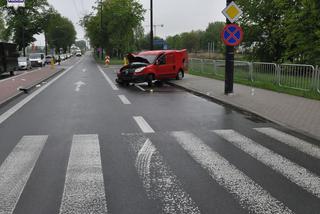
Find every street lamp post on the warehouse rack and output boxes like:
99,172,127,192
150,0,153,50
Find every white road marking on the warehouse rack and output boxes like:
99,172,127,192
172,131,293,214
82,68,86,72
128,136,200,214
118,95,131,104
135,85,146,92
254,127,320,160
214,130,320,198
0,135,48,214
0,59,83,125
74,81,86,92
136,139,156,190
59,134,108,214
97,65,119,91
133,116,155,133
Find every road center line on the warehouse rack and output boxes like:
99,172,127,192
171,131,293,214
0,59,83,125
0,135,48,214
97,65,119,90
118,95,131,104
59,134,108,214
214,129,320,198
133,116,155,133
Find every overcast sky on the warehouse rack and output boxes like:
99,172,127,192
35,0,226,45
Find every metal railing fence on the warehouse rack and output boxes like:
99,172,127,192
189,58,320,94
279,64,315,91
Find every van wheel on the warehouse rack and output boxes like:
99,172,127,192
176,70,184,80
147,74,154,87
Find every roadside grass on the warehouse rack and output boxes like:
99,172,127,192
189,65,320,101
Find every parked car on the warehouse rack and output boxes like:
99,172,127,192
0,42,19,76
76,51,82,57
60,54,66,61
45,55,55,64
116,49,188,86
29,53,46,67
18,57,32,70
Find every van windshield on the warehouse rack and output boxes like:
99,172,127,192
137,54,158,64
29,54,41,59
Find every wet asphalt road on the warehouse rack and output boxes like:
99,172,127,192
0,53,319,214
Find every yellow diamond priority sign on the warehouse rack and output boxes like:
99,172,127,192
222,1,243,23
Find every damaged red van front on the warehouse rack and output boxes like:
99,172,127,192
116,49,188,86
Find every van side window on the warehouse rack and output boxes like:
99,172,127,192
158,54,166,65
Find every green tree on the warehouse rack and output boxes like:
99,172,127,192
202,22,225,53
0,0,49,55
47,15,76,53
281,0,320,64
236,0,286,62
75,40,87,51
0,14,5,41
82,0,145,56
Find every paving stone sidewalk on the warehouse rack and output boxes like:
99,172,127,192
171,74,320,140
0,66,64,105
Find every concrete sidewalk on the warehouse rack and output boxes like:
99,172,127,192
170,74,320,140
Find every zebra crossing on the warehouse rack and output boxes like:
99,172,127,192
0,127,319,214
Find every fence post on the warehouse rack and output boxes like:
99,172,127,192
201,59,204,73
249,62,253,82
213,60,217,75
313,65,318,91
277,64,281,86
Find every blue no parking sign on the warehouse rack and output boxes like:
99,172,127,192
221,24,244,46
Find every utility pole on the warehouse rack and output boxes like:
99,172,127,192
150,0,153,50
225,0,234,95
100,0,103,59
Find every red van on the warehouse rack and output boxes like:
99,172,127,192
116,49,188,86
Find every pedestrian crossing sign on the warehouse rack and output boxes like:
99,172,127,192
222,1,243,23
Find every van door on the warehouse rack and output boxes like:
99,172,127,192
156,53,175,79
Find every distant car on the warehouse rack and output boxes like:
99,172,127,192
116,49,188,86
45,55,55,64
18,57,32,70
76,51,82,57
29,53,46,67
60,54,66,61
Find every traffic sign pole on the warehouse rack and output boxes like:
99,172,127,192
225,0,234,95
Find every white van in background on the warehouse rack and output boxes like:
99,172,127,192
29,53,46,67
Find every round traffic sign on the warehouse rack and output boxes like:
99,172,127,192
221,24,244,46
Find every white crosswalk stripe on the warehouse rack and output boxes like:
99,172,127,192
214,129,320,199
0,135,48,214
125,134,201,214
59,134,108,214
254,127,320,160
171,131,293,214
0,128,319,214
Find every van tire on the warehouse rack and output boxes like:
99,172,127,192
147,74,154,87
176,70,184,80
